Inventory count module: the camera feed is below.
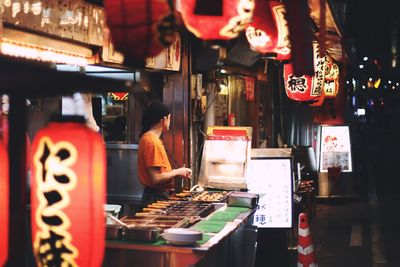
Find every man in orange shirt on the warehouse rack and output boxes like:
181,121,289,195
138,102,191,207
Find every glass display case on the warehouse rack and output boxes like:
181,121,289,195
198,126,252,190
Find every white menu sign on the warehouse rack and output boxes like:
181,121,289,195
247,158,293,228
319,125,352,172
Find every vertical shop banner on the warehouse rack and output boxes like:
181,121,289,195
245,76,255,101
31,117,106,267
181,0,254,40
0,139,9,267
323,56,340,98
319,125,352,172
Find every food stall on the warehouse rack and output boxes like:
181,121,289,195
104,126,258,267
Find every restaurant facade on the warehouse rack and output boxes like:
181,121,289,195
0,0,349,266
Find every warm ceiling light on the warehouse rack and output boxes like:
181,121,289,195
0,39,88,66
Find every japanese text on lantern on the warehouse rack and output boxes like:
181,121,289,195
312,44,326,96
287,75,308,93
33,137,78,267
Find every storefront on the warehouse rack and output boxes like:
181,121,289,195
0,0,348,266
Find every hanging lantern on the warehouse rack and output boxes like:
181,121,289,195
284,42,326,102
270,1,291,60
245,1,290,60
31,116,106,267
323,56,340,98
181,0,255,40
0,138,9,267
104,0,179,64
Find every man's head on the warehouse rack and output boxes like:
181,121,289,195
141,102,171,134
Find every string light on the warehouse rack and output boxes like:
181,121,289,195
0,39,88,66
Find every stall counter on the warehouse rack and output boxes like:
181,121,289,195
104,206,257,267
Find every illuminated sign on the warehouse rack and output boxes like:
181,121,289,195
319,125,352,172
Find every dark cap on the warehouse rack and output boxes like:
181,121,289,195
141,102,170,131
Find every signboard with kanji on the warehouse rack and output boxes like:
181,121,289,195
247,157,293,228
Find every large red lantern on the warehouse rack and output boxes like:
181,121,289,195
0,138,9,267
31,116,106,267
245,1,290,60
284,42,326,102
104,0,178,64
181,0,254,40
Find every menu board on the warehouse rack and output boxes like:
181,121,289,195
247,158,293,228
319,125,352,172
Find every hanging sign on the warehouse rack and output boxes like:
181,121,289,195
0,138,8,267
2,0,104,46
31,116,106,267
324,56,340,98
245,76,255,101
181,0,254,40
284,42,326,102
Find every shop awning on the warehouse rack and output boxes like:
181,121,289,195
0,55,131,97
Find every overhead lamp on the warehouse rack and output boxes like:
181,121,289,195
388,80,392,84
362,85,366,89
363,57,368,61
359,64,364,69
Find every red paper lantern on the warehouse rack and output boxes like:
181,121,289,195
181,0,254,40
0,138,9,267
31,116,106,267
284,42,326,102
270,1,291,60
245,1,290,60
104,0,178,63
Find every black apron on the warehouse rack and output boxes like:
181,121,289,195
140,187,171,208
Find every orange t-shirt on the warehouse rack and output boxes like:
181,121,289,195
137,133,172,189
